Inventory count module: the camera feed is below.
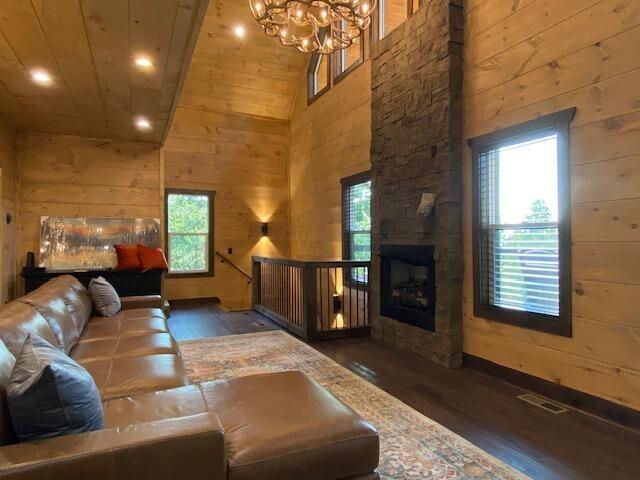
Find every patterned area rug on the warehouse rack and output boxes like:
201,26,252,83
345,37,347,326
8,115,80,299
178,330,529,480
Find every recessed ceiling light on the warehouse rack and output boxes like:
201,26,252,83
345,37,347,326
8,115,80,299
234,25,246,38
134,56,153,69
134,117,152,131
30,69,52,86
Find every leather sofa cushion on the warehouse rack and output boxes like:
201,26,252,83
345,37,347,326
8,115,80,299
71,333,178,363
0,413,226,480
103,385,207,428
18,287,81,353
82,354,188,401
0,301,61,357
80,313,169,343
200,371,379,480
47,275,93,333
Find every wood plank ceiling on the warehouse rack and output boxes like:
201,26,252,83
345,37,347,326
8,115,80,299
0,0,208,144
179,0,306,120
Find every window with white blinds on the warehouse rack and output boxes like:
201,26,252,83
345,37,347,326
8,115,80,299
478,134,560,316
470,108,575,336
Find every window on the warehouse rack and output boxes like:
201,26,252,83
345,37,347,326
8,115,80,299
469,108,575,336
333,22,364,82
165,189,214,276
307,51,330,103
374,0,423,40
342,172,372,283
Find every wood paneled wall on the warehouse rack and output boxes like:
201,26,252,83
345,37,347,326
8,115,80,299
0,119,17,302
289,58,372,259
288,0,640,411
163,106,290,309
462,0,640,410
16,132,162,295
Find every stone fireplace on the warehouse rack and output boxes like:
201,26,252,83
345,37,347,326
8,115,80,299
369,0,463,367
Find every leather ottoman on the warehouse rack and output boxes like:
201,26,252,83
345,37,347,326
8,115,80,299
200,371,379,480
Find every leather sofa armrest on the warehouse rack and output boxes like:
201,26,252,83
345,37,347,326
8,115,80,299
120,295,164,310
0,413,226,480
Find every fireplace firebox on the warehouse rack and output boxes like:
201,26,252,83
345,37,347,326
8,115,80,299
380,245,436,331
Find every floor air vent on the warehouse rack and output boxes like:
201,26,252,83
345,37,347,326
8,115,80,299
517,393,569,414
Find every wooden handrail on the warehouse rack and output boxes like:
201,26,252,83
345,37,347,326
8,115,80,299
215,251,252,283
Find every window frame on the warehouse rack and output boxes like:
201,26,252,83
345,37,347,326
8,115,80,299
164,188,215,278
468,108,576,337
341,171,372,288
372,0,423,42
332,26,365,85
307,50,331,105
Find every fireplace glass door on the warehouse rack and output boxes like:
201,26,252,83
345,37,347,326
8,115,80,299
380,245,435,331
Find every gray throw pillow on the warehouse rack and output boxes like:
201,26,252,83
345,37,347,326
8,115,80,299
7,334,103,442
88,276,121,317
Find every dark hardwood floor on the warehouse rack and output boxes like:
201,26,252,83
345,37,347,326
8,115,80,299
168,299,640,480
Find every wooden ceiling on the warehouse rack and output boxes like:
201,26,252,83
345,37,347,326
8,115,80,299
178,0,307,120
0,0,208,144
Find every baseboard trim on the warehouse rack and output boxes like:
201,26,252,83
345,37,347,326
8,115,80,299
463,353,640,431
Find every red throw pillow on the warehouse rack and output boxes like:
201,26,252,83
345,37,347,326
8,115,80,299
114,244,141,271
136,244,168,272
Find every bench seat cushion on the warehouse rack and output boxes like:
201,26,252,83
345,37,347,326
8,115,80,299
200,371,379,480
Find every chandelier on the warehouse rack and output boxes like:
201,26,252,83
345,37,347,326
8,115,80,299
250,0,376,54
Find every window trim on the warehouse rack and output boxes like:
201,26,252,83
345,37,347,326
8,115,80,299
164,188,216,279
372,0,423,42
468,108,576,337
307,50,331,105
341,171,372,289
333,29,365,85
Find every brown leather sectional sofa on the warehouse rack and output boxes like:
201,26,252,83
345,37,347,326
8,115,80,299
0,275,379,479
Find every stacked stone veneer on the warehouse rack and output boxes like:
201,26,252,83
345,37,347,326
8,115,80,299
370,0,464,367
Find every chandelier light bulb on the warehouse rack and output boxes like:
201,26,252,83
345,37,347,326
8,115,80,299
320,9,327,19
296,8,303,18
280,28,287,37
255,2,263,12
361,3,369,13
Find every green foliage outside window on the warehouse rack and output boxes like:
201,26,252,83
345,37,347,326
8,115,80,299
347,180,371,282
349,181,371,261
167,194,210,272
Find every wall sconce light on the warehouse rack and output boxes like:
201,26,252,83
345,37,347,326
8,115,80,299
332,293,342,314
261,222,269,236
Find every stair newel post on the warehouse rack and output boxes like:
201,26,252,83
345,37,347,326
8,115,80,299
251,257,261,308
302,263,317,341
